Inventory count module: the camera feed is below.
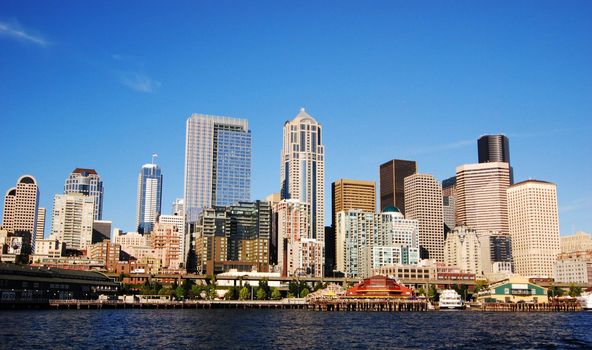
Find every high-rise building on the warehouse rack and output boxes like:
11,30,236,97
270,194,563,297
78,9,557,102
444,226,482,275
92,220,112,243
442,176,456,232
379,159,416,214
507,180,560,277
36,207,46,242
404,173,444,261
478,135,510,164
478,232,513,274
280,108,325,275
477,134,513,183
335,207,420,278
455,162,510,234
64,168,103,220
2,175,40,253
158,214,186,266
136,159,163,233
51,193,95,250
560,232,592,254
151,221,182,270
184,114,251,221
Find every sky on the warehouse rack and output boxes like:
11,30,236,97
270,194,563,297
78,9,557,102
1,1,591,235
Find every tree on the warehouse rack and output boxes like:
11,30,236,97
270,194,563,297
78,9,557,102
300,288,309,298
208,285,217,300
428,285,439,302
288,281,299,297
416,287,426,296
189,285,202,299
175,285,185,300
256,287,267,300
568,284,582,297
258,280,270,299
271,288,282,300
548,285,564,298
239,286,250,300
314,281,324,291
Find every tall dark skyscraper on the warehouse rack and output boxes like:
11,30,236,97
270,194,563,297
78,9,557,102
379,159,416,214
478,135,510,164
478,134,513,183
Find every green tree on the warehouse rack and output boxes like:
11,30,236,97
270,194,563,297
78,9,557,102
208,285,217,300
288,281,299,297
256,287,267,300
314,281,324,291
239,286,251,300
416,287,426,296
189,285,202,299
548,285,564,298
258,280,270,299
300,288,309,298
271,288,282,300
428,285,439,302
175,285,185,300
568,284,582,297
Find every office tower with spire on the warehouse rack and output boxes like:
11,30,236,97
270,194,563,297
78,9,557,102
2,175,40,254
379,159,416,214
64,168,104,220
136,154,163,234
184,114,252,222
279,108,325,276
404,173,444,261
507,180,560,277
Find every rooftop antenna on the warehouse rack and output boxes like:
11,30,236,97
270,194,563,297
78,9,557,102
152,153,158,164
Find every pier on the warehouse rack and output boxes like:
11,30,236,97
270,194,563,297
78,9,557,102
309,299,428,312
48,299,309,310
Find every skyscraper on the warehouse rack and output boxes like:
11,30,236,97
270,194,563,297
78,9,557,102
136,157,163,233
444,226,482,275
36,207,46,242
280,108,325,275
184,114,252,221
172,198,184,216
64,168,104,220
51,193,95,250
507,180,560,277
404,173,444,261
478,135,510,164
442,176,456,231
2,175,40,253
455,162,510,234
379,159,416,214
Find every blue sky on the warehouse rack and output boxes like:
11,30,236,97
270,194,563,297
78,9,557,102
1,1,591,235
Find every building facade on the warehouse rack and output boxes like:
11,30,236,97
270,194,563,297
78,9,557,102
136,161,163,234
560,231,592,254
379,159,416,214
64,168,103,220
507,180,560,278
2,175,41,254
51,193,95,250
280,108,325,275
184,114,251,221
404,173,444,262
455,162,510,234
444,226,482,275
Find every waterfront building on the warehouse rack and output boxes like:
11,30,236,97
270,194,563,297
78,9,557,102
373,261,437,282
455,162,510,234
136,159,163,234
172,198,184,216
379,159,416,213
345,275,414,299
554,260,591,284
404,173,444,261
507,180,560,278
476,276,548,304
51,193,95,251
64,168,103,220
92,220,112,243
36,208,46,242
151,221,182,270
2,175,40,254
184,114,251,221
335,207,419,278
280,108,325,275
32,238,65,262
444,226,482,275
561,232,592,254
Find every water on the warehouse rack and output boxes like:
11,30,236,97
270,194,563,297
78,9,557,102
1,309,591,349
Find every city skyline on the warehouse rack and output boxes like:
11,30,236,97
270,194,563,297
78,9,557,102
1,1,591,234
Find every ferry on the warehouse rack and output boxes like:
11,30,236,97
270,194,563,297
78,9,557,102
439,289,465,310
577,293,592,310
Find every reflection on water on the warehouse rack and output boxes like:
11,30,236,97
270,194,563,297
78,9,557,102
1,309,591,349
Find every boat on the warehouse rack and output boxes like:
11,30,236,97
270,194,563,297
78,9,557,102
438,289,465,310
577,293,592,310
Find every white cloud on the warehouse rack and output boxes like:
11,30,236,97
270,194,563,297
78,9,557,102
0,20,50,47
121,72,161,93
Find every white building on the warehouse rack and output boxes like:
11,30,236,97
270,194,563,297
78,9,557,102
51,193,95,250
560,231,592,254
280,108,325,275
554,260,591,284
136,161,163,234
113,230,152,255
444,226,482,275
33,238,65,261
335,207,420,278
507,180,560,278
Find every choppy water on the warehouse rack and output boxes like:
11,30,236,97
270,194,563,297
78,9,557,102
1,309,591,349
